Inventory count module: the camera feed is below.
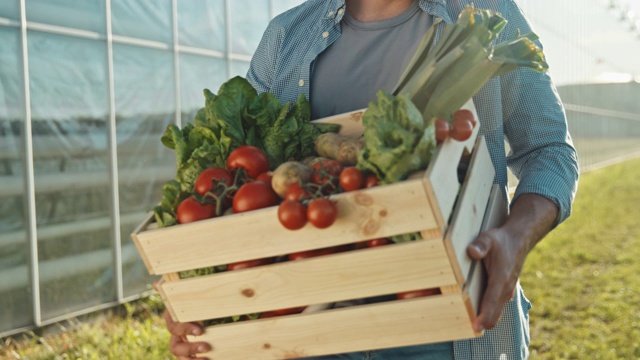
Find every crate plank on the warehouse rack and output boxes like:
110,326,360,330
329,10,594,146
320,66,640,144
313,109,365,137
160,239,456,322
191,294,478,360
132,179,439,275
443,136,495,285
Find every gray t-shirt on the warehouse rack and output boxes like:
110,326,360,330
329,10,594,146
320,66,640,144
310,1,433,119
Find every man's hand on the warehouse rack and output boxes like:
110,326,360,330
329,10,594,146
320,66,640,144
467,193,559,332
163,309,212,360
154,281,211,360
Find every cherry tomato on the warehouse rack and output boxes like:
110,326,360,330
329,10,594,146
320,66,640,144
310,159,342,193
434,118,450,144
288,247,337,261
278,200,308,230
364,174,379,188
227,257,273,271
284,183,311,202
226,145,270,179
194,167,234,196
396,288,441,300
270,306,306,316
306,198,338,229
339,167,364,192
449,118,474,142
453,109,477,126
232,181,279,213
256,171,273,185
367,238,393,247
176,196,216,224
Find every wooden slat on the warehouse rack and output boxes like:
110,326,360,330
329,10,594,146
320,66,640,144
463,184,509,316
159,240,456,322
443,136,495,285
132,179,438,275
422,100,480,229
312,108,366,137
190,294,479,360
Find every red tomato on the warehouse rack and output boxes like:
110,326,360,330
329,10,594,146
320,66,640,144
194,167,234,196
453,109,477,126
339,167,364,192
232,181,280,213
288,247,336,261
226,145,270,179
310,159,342,192
278,200,307,230
256,171,273,185
284,183,311,202
227,257,273,271
270,306,306,316
449,119,474,142
176,196,216,224
306,198,338,229
367,238,393,247
364,174,379,188
434,118,450,144
396,288,441,300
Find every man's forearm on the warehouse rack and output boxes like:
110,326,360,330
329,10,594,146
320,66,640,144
504,193,559,258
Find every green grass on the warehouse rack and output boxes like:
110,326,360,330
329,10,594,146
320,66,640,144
1,158,639,359
0,295,171,360
521,157,640,359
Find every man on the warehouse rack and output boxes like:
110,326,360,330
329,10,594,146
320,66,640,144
165,0,579,359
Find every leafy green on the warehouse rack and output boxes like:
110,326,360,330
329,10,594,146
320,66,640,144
356,91,437,184
153,76,339,227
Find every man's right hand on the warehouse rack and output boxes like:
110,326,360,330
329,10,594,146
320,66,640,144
164,309,211,360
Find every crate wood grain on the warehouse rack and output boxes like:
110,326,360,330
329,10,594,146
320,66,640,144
131,100,501,359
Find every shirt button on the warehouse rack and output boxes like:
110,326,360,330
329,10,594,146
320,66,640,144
338,8,345,15
298,79,305,87
328,11,334,17
322,31,329,39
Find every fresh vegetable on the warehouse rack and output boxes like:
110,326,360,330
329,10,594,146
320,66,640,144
194,167,234,196
339,167,365,192
277,200,308,230
434,118,450,144
310,158,343,193
315,132,365,166
288,247,337,261
175,196,216,224
227,257,274,271
232,181,279,213
396,288,441,299
226,145,270,179
364,174,379,188
394,6,548,122
306,198,338,229
256,172,273,184
271,161,313,198
153,76,340,227
284,182,311,202
449,117,474,141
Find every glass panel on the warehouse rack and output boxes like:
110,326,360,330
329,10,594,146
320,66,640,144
0,0,20,20
27,31,113,320
271,0,306,17
0,27,33,334
25,0,105,34
111,0,172,44
230,0,269,56
231,60,250,79
112,44,176,296
180,52,227,122
177,0,225,52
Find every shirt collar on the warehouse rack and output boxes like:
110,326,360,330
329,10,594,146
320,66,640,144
328,0,453,24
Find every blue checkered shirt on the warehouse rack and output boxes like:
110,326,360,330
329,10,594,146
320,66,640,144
247,0,580,358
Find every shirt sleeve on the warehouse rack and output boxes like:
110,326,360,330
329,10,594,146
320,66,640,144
246,19,284,94
498,0,580,226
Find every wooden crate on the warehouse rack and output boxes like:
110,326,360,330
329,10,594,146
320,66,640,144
131,102,507,359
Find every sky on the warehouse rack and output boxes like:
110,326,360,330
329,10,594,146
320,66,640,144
518,0,640,85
